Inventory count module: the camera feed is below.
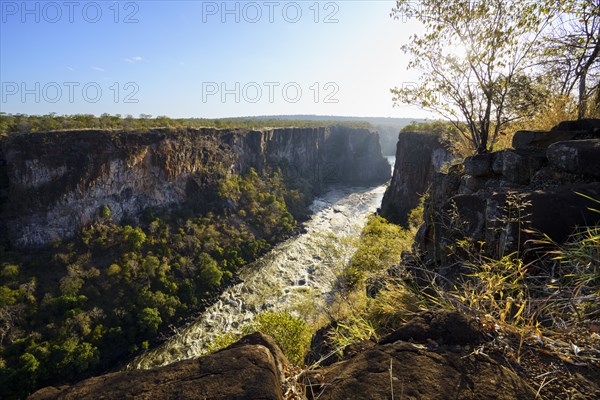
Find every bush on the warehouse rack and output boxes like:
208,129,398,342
99,205,111,220
252,311,311,366
344,216,412,285
122,226,146,251
0,265,19,280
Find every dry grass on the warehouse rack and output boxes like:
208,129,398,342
503,94,578,146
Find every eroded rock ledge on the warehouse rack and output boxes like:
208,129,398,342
419,119,600,262
0,126,390,249
30,313,539,400
380,119,600,262
28,333,287,400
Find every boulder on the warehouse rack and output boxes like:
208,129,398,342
28,333,287,400
507,119,600,152
551,118,600,133
460,175,500,193
547,139,600,178
307,311,535,400
464,153,494,177
500,150,547,185
418,193,487,263
525,183,600,245
305,322,341,367
428,168,462,208
492,151,505,174
512,130,577,150
380,311,486,345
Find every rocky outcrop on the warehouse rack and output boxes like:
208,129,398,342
0,126,390,248
380,132,453,226
31,313,538,400
511,118,600,150
308,341,534,400
305,311,535,400
417,119,600,263
28,333,288,400
547,139,600,178
379,310,485,345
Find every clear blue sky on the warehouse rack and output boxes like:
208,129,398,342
0,0,431,118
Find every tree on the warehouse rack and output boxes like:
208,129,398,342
391,0,554,154
99,204,111,220
122,226,146,251
197,253,223,288
539,1,600,119
138,307,162,334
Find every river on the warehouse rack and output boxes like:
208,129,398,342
127,157,394,370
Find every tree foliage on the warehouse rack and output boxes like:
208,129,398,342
0,113,371,136
539,0,600,118
391,0,555,154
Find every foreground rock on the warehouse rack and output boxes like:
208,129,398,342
306,311,536,400
379,310,485,345
28,333,287,400
31,312,595,400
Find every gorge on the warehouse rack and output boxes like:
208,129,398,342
0,126,390,249
0,125,393,399
2,121,599,400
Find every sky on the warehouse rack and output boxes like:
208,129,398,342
0,0,433,119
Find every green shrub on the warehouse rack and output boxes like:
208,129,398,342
344,215,412,285
203,331,242,354
99,205,111,220
138,307,162,334
252,311,311,366
0,264,19,280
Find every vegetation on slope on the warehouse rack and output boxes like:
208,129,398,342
0,168,305,399
316,197,599,398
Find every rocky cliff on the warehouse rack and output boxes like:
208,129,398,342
0,126,390,249
380,132,453,226
416,119,600,263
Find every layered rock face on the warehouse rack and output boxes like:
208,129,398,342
0,126,390,249
380,132,453,226
417,119,600,263
308,312,536,400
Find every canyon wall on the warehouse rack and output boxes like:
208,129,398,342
380,132,453,226
0,126,390,249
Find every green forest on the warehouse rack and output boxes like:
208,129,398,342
0,113,371,137
0,167,306,399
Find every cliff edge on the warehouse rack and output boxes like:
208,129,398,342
0,126,390,249
380,132,452,226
